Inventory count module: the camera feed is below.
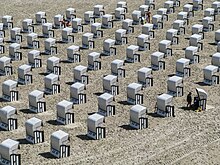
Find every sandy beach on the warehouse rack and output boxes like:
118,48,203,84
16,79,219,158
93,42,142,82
0,0,220,164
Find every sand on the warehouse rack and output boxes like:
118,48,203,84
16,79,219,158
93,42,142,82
0,0,220,164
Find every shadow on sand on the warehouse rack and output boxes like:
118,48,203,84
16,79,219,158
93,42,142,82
119,124,136,130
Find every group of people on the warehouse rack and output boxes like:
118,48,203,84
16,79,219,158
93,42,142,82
60,16,71,27
187,92,201,111
59,12,152,27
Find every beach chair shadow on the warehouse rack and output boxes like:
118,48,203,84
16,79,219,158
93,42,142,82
148,112,164,118
76,134,94,141
119,124,136,130
39,152,56,159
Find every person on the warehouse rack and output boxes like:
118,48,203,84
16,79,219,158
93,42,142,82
187,92,192,108
145,11,151,23
140,17,144,25
66,20,71,27
194,97,200,111
60,19,66,27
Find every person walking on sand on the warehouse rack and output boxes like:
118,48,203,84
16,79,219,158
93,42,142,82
145,11,151,23
187,92,192,108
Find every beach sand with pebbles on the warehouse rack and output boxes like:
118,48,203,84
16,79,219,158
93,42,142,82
0,0,220,164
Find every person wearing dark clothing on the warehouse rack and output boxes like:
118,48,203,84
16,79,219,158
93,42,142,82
145,11,151,23
187,92,192,107
194,97,200,110
140,17,144,25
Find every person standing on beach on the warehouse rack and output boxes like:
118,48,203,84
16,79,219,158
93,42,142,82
145,11,151,23
141,17,144,25
187,92,192,108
